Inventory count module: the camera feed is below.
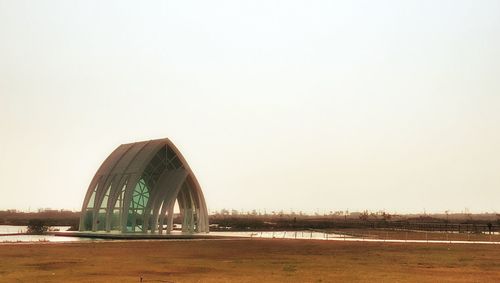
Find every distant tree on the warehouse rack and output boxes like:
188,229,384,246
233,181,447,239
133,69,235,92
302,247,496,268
27,219,48,234
381,212,392,221
359,210,369,221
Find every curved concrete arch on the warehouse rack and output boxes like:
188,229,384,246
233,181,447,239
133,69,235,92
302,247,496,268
79,138,209,234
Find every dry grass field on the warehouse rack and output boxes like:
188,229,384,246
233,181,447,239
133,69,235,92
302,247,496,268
1,239,500,282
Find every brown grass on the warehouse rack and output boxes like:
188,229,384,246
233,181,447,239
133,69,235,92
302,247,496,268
1,239,500,282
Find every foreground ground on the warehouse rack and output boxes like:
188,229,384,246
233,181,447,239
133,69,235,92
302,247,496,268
1,239,500,282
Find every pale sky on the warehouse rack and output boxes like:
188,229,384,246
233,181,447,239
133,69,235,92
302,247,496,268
1,0,499,214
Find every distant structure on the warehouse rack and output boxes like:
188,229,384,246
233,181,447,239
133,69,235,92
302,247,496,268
79,138,209,234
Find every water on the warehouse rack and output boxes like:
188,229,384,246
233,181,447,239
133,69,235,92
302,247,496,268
209,230,348,240
0,225,99,243
1,225,498,245
0,226,345,243
209,230,500,245
0,235,104,243
0,225,27,234
0,225,71,234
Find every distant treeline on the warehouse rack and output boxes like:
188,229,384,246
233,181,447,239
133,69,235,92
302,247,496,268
209,211,500,233
2,209,499,234
0,210,79,227
208,214,500,234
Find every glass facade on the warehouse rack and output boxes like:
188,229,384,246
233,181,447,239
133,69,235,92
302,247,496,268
82,184,98,231
126,178,149,232
110,181,127,230
79,139,209,234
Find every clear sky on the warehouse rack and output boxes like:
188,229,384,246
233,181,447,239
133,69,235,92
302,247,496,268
1,0,499,214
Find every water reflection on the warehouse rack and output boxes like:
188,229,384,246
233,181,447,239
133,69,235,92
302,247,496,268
0,225,100,243
0,235,104,243
209,230,348,240
0,225,71,234
1,225,498,245
209,230,500,245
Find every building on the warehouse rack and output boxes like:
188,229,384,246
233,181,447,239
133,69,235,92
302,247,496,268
79,138,209,234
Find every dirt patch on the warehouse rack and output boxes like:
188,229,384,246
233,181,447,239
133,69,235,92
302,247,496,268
25,260,82,270
143,266,214,276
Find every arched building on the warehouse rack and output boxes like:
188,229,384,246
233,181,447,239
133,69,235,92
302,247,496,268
79,138,209,234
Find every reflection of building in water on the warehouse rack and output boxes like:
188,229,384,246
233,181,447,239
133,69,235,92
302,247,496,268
79,138,209,234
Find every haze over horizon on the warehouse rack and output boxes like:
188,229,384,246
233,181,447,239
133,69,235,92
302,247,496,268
1,1,499,214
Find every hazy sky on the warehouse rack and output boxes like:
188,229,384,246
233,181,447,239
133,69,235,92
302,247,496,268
1,0,499,213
